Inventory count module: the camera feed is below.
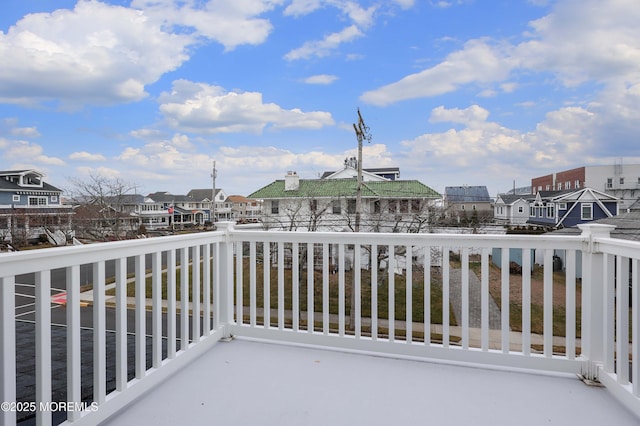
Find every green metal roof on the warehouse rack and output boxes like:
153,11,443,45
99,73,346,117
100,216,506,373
249,178,440,199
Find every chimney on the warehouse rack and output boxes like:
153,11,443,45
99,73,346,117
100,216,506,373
285,171,299,191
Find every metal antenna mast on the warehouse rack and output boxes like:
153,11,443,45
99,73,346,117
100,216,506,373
353,108,372,232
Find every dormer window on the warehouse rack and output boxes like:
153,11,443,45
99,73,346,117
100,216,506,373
12,171,45,188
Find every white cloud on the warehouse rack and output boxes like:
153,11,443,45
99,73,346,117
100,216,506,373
516,0,640,87
399,105,543,186
130,128,165,140
284,0,376,27
3,140,65,166
340,2,377,29
109,139,218,191
429,105,490,125
158,79,334,134
396,100,637,193
69,151,107,162
131,0,283,51
284,25,364,61
283,0,388,61
394,0,416,9
303,74,339,84
283,0,324,17
500,82,518,93
363,0,640,107
361,39,512,105
361,0,640,172
10,127,40,138
213,143,394,192
430,0,472,8
0,1,191,107
108,132,390,195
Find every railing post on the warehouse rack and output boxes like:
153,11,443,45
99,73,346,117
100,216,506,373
0,277,16,426
217,221,236,337
578,223,616,381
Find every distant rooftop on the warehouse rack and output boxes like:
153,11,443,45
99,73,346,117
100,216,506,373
444,185,491,202
249,178,440,199
504,185,532,195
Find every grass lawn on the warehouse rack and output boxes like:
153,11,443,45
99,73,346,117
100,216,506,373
106,253,583,345
468,259,582,339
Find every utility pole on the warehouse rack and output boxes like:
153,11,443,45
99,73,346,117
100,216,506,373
211,161,217,230
353,108,372,233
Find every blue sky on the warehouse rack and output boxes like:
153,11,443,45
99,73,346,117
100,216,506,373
1,0,639,198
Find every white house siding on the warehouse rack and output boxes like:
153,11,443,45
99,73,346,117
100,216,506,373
584,164,640,211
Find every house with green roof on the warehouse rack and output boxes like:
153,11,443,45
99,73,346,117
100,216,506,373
248,170,441,232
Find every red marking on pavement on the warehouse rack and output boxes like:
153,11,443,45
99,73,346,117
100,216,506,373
51,292,67,305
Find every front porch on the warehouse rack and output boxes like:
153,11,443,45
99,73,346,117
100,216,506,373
104,338,637,426
1,221,639,425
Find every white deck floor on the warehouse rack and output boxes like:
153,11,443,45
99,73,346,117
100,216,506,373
104,338,639,426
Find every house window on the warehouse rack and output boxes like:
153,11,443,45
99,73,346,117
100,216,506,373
530,206,535,216
581,203,593,220
558,203,567,210
518,206,524,214
461,205,465,210
271,200,279,214
411,200,420,213
310,200,318,212
28,197,48,206
545,185,550,191
347,199,356,214
607,178,613,189
388,200,397,213
472,205,476,210
574,180,580,189
332,200,341,214
399,200,408,213
373,200,381,214
557,182,562,190
12,195,20,202
565,181,570,190
620,177,625,185
546,204,554,218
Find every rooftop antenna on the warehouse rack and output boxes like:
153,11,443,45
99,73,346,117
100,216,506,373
353,108,372,233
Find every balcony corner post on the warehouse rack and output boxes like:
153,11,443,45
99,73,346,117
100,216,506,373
0,277,16,426
577,223,616,381
217,221,236,338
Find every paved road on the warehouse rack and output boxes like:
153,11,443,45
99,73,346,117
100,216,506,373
11,252,199,425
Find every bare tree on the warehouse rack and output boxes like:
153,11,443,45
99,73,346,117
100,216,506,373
8,210,29,248
67,173,138,241
307,198,331,232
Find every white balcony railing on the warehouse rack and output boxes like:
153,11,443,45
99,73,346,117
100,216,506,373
0,222,639,425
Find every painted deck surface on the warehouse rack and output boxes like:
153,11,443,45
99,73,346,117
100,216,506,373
104,338,639,426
